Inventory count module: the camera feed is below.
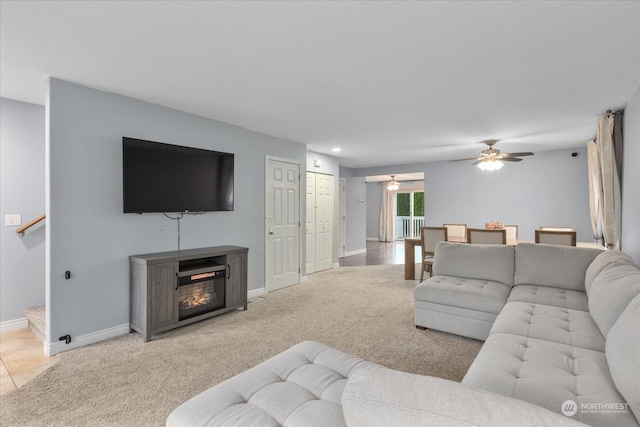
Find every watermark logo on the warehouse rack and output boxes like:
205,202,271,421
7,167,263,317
561,400,578,417
561,400,629,417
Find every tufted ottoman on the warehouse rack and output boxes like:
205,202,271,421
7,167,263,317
414,242,515,340
166,341,378,427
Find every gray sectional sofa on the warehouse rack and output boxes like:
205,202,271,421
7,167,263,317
167,243,640,427
416,242,640,427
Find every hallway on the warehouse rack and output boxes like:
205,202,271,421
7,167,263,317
339,240,420,267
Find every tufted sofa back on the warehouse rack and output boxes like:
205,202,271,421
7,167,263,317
514,243,602,291
587,251,640,338
585,250,638,294
433,242,515,286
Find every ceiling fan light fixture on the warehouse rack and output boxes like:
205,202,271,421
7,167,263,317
451,140,533,169
387,175,400,190
478,159,504,171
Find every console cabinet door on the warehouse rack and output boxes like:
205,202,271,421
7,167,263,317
226,253,247,308
150,262,178,330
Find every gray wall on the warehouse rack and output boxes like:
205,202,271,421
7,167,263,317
358,147,593,243
306,151,340,266
366,182,382,240
424,147,592,241
0,98,46,323
622,84,640,263
46,78,307,344
338,167,367,253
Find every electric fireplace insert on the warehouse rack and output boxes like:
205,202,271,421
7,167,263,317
177,266,225,321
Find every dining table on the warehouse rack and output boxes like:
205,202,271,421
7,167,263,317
404,237,604,280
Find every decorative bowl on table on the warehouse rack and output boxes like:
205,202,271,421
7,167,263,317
485,221,504,230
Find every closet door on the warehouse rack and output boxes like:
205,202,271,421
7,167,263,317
306,172,317,275
315,174,334,272
306,172,334,274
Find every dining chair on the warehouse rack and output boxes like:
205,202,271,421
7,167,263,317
420,227,448,281
443,224,467,242
535,229,577,246
467,228,507,244
539,226,574,232
504,225,518,242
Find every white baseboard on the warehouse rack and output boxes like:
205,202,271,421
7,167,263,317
248,287,266,299
45,323,130,356
301,275,308,283
253,276,309,296
333,262,340,268
0,317,28,333
345,248,366,257
366,237,378,241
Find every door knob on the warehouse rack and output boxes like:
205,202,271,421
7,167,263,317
269,230,276,234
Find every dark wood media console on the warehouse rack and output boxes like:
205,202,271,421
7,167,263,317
130,245,248,342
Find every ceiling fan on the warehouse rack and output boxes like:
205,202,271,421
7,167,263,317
450,140,534,171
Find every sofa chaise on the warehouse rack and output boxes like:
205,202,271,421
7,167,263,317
167,243,640,426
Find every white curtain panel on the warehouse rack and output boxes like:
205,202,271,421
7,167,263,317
587,139,603,243
378,184,395,242
596,114,622,250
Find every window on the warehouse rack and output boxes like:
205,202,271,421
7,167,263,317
395,191,424,239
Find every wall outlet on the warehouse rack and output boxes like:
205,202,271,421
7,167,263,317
5,214,22,226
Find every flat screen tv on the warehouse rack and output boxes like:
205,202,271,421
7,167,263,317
122,137,234,213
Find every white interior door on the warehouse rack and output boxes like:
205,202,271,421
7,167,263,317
338,178,347,258
306,172,334,274
266,159,300,292
306,172,316,275
338,178,346,258
315,174,334,271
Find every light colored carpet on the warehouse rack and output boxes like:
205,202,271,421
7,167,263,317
0,264,482,426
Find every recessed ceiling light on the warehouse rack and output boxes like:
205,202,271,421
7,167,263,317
332,147,341,152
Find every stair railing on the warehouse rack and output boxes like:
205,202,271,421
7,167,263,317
16,214,46,236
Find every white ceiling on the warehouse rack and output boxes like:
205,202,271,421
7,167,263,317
366,173,424,184
1,1,639,168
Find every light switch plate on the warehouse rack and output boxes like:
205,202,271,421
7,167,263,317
5,214,22,226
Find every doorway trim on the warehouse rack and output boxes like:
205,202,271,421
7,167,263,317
338,178,346,258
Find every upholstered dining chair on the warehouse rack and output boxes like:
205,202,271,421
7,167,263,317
535,229,577,246
467,228,507,244
420,227,448,281
443,224,467,242
504,225,518,242
539,226,574,232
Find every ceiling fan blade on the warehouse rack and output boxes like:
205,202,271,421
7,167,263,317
452,141,534,166
501,152,534,157
449,157,483,162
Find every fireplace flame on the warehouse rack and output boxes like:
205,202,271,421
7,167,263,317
181,288,212,309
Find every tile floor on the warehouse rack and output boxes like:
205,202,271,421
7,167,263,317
0,328,58,395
